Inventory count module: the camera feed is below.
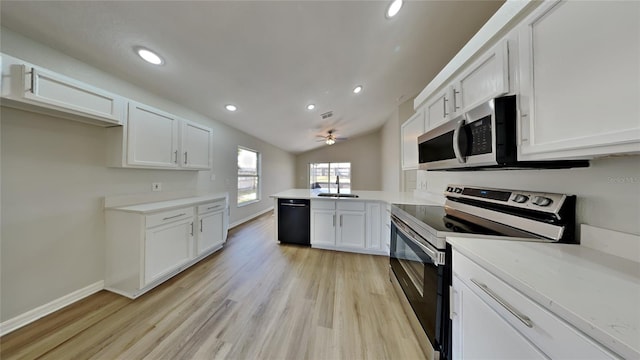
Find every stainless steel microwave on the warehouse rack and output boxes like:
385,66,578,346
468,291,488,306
417,96,589,171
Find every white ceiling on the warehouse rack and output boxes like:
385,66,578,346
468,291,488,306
0,0,503,153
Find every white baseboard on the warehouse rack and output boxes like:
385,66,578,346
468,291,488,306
230,206,274,229
0,280,104,336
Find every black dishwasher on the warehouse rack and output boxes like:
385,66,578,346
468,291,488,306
277,198,310,246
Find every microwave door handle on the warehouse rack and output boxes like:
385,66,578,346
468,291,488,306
453,118,466,164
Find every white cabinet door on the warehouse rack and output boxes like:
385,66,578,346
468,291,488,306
336,211,366,249
366,202,381,250
401,109,426,170
22,66,125,125
144,218,193,285
518,1,640,160
127,102,180,168
456,40,509,112
311,209,336,247
198,211,224,255
426,87,451,129
181,120,212,170
451,276,547,360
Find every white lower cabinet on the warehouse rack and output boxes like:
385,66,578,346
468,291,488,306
197,200,227,255
451,275,546,360
105,195,228,299
310,200,387,255
144,218,193,285
451,249,617,359
336,210,366,249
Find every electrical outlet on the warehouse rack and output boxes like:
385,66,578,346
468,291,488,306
152,182,162,192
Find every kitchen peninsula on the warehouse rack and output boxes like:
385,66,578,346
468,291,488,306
271,189,437,255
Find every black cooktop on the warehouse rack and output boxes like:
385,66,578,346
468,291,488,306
393,204,508,238
394,204,450,232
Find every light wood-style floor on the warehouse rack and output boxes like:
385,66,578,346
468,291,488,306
1,212,427,359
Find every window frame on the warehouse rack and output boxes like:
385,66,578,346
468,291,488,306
237,146,261,207
308,162,351,192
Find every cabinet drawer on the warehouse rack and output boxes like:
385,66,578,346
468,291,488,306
453,251,616,359
198,200,226,214
145,207,194,229
311,200,335,210
337,201,365,211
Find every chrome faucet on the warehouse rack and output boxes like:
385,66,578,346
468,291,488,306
336,175,340,194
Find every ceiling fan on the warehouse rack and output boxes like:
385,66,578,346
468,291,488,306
316,129,348,145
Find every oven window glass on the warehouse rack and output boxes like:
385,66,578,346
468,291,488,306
390,221,443,350
393,231,426,296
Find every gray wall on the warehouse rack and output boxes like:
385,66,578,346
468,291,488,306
1,28,296,322
419,156,640,236
295,131,381,190
380,96,417,192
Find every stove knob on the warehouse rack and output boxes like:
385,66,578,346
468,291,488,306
454,187,463,194
532,196,553,207
446,186,454,193
513,194,529,203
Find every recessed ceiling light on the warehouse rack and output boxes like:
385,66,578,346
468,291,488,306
353,85,363,94
136,47,164,65
306,104,316,110
225,104,237,112
386,0,403,18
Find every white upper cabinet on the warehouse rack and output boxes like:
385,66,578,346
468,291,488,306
401,108,426,170
108,102,212,170
517,0,640,160
454,40,509,114
127,102,180,168
181,120,212,170
424,40,510,132
1,53,125,126
425,87,452,129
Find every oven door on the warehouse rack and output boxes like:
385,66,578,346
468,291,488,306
390,217,447,356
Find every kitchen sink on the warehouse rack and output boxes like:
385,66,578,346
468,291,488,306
316,193,359,198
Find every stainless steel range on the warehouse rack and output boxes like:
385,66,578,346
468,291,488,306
389,185,577,360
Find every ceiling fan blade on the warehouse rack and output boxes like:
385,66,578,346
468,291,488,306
336,137,348,141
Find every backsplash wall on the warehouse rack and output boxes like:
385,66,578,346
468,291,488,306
416,155,640,236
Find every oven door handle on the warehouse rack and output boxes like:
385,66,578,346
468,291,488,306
392,218,440,264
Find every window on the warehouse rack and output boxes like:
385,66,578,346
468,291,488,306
309,162,351,192
237,147,260,206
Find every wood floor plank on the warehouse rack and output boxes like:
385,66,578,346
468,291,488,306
0,212,428,360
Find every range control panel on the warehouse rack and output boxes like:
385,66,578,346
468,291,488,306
444,185,567,214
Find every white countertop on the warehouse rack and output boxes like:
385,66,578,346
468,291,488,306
270,189,443,205
105,193,228,214
447,237,640,359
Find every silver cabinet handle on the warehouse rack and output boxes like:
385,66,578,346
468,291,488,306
332,214,336,227
184,152,188,164
190,222,194,236
27,67,37,94
207,205,224,210
471,278,533,328
280,203,306,207
174,150,178,164
162,213,186,221
340,214,343,227
443,96,449,116
200,219,203,232
452,118,465,164
453,89,461,110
